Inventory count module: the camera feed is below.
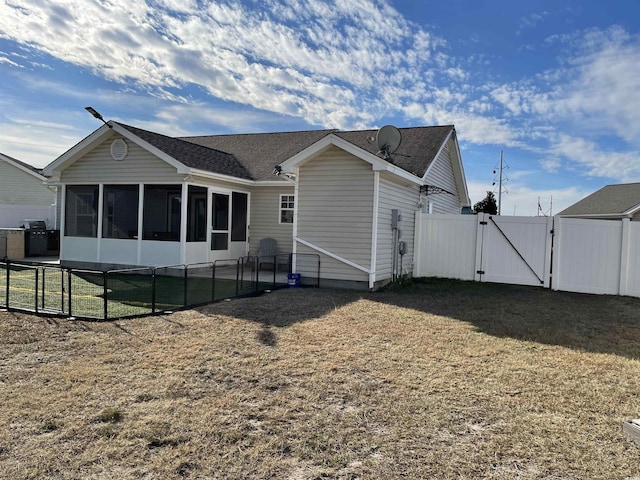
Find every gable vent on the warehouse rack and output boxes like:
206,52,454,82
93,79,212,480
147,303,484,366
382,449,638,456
110,138,128,161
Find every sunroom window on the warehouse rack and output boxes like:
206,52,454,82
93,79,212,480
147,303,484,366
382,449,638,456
65,185,98,237
102,185,139,239
142,185,182,241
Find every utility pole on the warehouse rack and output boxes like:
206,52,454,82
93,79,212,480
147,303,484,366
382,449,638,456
492,150,508,215
498,151,503,215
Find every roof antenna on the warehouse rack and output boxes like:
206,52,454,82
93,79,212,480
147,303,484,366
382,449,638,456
85,106,112,128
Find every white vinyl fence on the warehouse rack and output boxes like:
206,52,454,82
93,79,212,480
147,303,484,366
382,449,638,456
414,213,640,298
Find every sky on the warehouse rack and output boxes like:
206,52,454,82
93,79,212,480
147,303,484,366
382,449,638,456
1,0,639,216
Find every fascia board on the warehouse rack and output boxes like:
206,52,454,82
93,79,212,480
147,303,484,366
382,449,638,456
622,202,640,216
112,123,190,174
422,128,471,205
451,131,471,205
0,154,47,181
188,168,256,186
280,134,421,185
43,123,113,177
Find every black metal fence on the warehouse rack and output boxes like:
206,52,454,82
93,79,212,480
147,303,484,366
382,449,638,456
0,253,320,320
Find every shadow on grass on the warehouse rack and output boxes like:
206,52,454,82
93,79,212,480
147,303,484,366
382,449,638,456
202,278,640,359
373,277,640,360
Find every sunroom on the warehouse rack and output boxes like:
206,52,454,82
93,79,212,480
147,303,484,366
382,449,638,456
62,182,249,269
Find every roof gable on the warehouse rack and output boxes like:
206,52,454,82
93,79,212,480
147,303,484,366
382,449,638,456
0,152,46,181
181,129,335,181
559,183,640,217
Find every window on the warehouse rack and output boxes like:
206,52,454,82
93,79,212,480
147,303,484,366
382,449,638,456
231,192,248,242
142,185,182,241
211,193,229,250
102,185,139,239
280,194,294,224
187,186,207,242
65,185,98,237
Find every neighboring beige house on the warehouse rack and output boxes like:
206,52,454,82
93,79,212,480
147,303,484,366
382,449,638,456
558,183,640,220
43,122,470,289
0,153,57,228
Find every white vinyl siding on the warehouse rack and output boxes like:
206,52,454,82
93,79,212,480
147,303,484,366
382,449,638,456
296,146,373,282
249,186,294,255
423,139,461,214
60,135,182,184
376,174,419,281
0,160,53,206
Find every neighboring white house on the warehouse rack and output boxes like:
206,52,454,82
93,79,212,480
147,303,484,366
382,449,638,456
0,152,57,228
43,122,470,289
558,183,640,220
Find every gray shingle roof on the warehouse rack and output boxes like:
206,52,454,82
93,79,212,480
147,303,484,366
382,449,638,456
558,183,640,216
181,129,336,181
117,123,253,180
117,123,454,183
335,126,454,178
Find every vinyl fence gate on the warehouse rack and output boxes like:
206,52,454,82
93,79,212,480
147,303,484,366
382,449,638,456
414,213,554,288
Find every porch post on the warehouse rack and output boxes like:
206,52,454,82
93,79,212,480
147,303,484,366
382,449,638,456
179,183,188,265
137,183,144,265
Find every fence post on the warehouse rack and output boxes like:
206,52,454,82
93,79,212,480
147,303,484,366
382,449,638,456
34,268,39,314
254,257,259,293
272,255,276,287
211,263,216,301
61,269,65,314
103,271,108,321
183,266,188,307
235,259,240,296
5,260,10,308
41,268,46,311
68,269,72,318
151,268,157,314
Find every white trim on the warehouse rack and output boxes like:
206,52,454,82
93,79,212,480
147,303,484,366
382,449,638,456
137,183,144,264
423,129,454,179
292,167,300,260
111,124,190,174
179,183,188,264
59,185,66,259
295,236,372,274
0,153,47,181
188,167,256,186
280,134,423,186
96,184,104,261
421,128,470,207
369,171,380,289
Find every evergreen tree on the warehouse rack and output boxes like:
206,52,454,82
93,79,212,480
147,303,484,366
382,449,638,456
473,191,498,214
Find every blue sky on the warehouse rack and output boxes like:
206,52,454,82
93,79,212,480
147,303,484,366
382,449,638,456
1,0,639,215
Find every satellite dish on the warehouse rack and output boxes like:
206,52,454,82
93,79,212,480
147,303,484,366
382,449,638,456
376,125,402,161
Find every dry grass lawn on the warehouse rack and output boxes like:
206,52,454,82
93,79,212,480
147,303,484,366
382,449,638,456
0,278,639,479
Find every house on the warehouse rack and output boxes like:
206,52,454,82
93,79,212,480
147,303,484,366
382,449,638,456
0,152,57,228
558,183,640,220
43,122,470,289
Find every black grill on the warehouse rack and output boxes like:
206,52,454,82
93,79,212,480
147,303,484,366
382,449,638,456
22,220,48,256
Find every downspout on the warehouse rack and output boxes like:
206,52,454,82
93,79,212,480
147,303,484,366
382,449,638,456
292,166,300,272
369,172,380,290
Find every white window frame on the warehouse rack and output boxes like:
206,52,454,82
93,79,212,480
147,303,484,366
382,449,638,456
279,194,295,224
